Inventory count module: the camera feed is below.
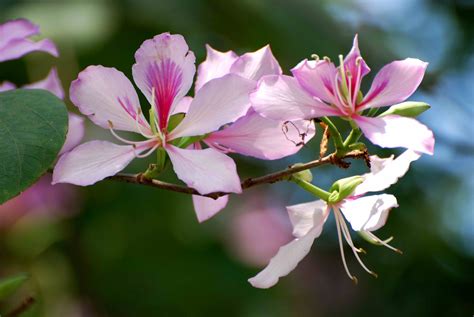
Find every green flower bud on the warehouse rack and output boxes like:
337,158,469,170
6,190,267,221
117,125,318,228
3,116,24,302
378,101,430,118
328,175,365,204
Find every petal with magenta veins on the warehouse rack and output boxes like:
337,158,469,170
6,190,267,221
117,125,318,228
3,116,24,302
169,74,255,140
192,195,229,223
339,194,398,232
52,140,146,186
354,114,434,155
230,45,282,81
195,45,238,91
206,110,315,160
70,65,150,134
251,75,341,121
357,58,428,111
166,145,242,195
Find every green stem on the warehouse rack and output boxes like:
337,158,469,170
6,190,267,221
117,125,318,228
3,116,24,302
291,177,330,201
320,117,345,156
343,128,363,147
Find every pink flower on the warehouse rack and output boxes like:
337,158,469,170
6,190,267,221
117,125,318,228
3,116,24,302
190,45,315,222
251,35,434,155
53,33,257,196
0,19,58,62
248,150,421,288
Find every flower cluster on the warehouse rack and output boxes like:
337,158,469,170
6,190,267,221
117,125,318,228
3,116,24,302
1,18,435,288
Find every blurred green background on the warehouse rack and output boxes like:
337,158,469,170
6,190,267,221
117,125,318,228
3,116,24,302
0,0,473,316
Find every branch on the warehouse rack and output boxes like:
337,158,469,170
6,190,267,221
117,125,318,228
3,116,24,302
106,150,368,199
6,296,35,317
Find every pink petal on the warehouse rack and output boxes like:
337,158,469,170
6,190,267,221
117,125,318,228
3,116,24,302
52,140,142,186
357,58,428,111
166,145,241,195
70,65,150,134
343,34,370,92
353,150,421,196
0,38,58,62
230,45,282,81
23,67,64,99
192,195,229,223
286,200,329,238
339,194,398,232
291,59,338,105
354,115,434,155
0,81,16,92
206,110,315,160
172,96,193,115
132,33,195,128
248,204,329,289
250,75,341,121
169,74,255,139
59,113,85,155
195,45,238,91
0,19,39,44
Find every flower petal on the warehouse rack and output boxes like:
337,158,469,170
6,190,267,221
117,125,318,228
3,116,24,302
0,81,16,92
206,110,315,160
23,67,64,99
166,145,242,195
291,59,338,104
192,195,229,223
230,45,281,81
132,33,195,128
195,45,238,91
357,58,428,111
248,205,328,289
0,19,39,44
339,194,398,232
287,199,328,238
250,75,341,121
52,140,141,186
172,96,193,115
70,65,150,133
353,150,421,196
169,74,255,139
59,113,85,155
354,115,434,155
0,38,58,62
343,34,370,91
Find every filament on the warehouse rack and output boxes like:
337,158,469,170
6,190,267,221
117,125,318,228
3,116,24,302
108,121,141,145
364,231,403,254
134,143,159,158
334,207,358,284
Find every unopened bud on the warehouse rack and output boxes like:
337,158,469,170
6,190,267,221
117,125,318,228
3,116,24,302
328,176,364,204
379,101,430,118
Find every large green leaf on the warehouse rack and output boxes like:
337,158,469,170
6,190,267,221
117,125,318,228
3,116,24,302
0,89,68,204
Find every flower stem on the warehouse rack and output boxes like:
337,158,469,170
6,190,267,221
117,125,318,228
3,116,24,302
320,117,345,156
291,177,330,201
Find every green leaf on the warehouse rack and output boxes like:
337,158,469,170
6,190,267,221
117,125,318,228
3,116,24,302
0,273,29,300
0,89,68,204
379,101,430,117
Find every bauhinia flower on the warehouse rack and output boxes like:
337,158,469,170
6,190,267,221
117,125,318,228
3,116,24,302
52,33,259,196
248,150,421,288
251,35,435,155
0,19,58,63
189,45,316,222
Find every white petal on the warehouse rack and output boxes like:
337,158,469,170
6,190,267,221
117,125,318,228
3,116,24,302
169,74,255,139
192,195,229,222
354,150,421,196
339,194,398,232
195,45,238,91
230,45,281,81
287,200,328,238
70,65,150,133
52,140,142,186
166,145,242,195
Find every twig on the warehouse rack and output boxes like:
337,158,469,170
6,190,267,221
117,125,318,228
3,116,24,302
106,150,367,199
6,296,35,317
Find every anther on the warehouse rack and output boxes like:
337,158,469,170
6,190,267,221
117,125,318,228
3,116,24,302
351,276,359,285
369,271,378,278
355,56,363,66
108,120,114,129
323,56,331,63
311,54,320,61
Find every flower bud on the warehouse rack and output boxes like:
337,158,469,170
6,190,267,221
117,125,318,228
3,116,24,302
379,101,430,118
328,176,364,204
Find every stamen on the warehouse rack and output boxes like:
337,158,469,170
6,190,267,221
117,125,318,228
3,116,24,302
355,56,362,66
134,108,155,139
333,74,350,112
335,208,378,278
311,54,320,61
334,207,358,284
134,143,159,158
352,57,363,107
323,56,331,63
364,231,403,254
108,120,141,145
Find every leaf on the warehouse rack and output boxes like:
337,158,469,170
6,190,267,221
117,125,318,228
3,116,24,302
0,89,68,204
0,273,29,300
